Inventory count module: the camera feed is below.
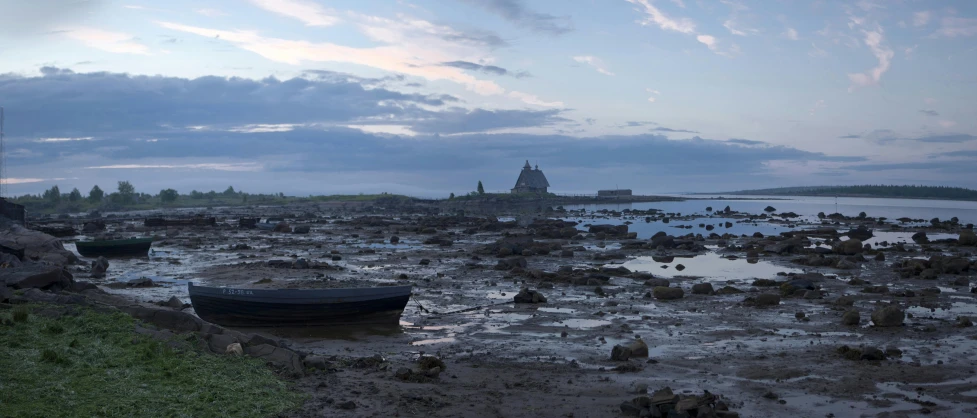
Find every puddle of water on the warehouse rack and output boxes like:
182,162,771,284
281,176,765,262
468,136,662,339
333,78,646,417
839,231,958,247
537,307,578,314
610,251,801,280
543,319,612,329
907,302,977,320
564,216,795,239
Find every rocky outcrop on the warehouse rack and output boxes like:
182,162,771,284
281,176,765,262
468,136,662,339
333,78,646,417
513,288,547,303
0,220,77,266
0,264,73,290
871,305,905,327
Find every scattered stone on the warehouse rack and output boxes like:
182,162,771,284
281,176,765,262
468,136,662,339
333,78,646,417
956,316,974,328
912,232,929,244
745,293,780,307
960,231,977,246
871,305,905,327
860,347,887,361
691,283,714,295
225,343,243,356
834,238,864,255
90,256,109,278
127,277,155,288
390,236,400,244
292,225,311,234
419,259,431,266
163,296,184,309
675,264,686,271
292,258,309,269
513,288,547,304
842,310,860,326
653,286,684,300
643,278,669,288
716,286,744,295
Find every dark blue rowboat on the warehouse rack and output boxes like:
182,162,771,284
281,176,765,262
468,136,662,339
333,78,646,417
187,282,412,327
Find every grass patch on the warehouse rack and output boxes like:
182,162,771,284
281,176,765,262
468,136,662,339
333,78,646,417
0,304,305,418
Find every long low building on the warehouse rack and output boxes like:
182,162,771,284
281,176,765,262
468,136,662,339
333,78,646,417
597,189,632,197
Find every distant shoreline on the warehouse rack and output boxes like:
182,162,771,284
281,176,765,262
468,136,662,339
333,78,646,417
690,192,977,202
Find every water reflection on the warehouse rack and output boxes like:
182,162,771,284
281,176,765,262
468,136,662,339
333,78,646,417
611,251,801,280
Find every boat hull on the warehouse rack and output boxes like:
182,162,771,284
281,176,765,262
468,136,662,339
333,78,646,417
188,283,412,327
75,238,153,257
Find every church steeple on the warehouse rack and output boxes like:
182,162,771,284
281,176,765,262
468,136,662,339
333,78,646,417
523,160,531,169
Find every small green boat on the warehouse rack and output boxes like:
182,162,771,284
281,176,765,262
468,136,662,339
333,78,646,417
75,237,154,258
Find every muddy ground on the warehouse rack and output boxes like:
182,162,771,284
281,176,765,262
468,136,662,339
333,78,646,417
58,203,977,417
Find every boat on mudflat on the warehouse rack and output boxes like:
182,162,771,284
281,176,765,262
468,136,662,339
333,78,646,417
75,237,153,257
187,282,413,327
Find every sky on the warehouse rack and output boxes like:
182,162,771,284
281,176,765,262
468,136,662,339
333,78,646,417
0,0,976,197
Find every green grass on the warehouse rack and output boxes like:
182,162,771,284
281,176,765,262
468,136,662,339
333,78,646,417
0,305,306,418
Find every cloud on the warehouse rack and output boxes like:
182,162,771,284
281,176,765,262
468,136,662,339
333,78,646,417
845,162,961,172
440,61,530,78
1,178,66,185
248,0,339,27
0,68,566,140
838,134,861,139
670,0,686,7
723,18,757,36
62,27,150,55
864,130,976,143
847,28,893,90
784,27,799,40
457,0,572,35
646,88,660,102
572,56,615,76
935,17,977,38
195,8,227,17
809,99,825,116
0,0,104,38
919,109,939,117
408,108,569,134
924,97,938,105
86,163,263,171
507,91,564,107
727,138,765,145
584,118,597,125
809,42,828,57
913,11,932,27
157,20,517,98
653,127,698,133
626,0,695,34
620,121,657,128
938,120,957,128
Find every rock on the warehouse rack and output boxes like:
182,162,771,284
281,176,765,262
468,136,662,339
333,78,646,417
619,401,641,416
842,310,860,326
225,343,244,356
716,286,744,295
273,222,292,233
560,250,574,258
846,226,873,240
419,258,431,265
390,236,400,244
920,269,938,280
748,293,781,307
0,221,77,266
871,305,905,327
956,316,974,328
611,344,632,361
304,355,330,370
513,288,547,303
292,225,311,234
626,339,649,358
691,283,714,295
644,278,669,287
0,265,71,290
885,346,902,357
675,264,686,271
953,277,970,287
246,344,303,376
292,258,310,269
944,258,970,274
875,252,885,261
0,286,11,303
90,256,109,278
206,333,241,354
163,296,184,309
834,239,864,255
860,347,886,361
242,333,280,348
494,257,527,271
123,305,204,332
127,277,155,287
337,401,356,410
653,286,684,300
395,367,412,380
912,232,929,244
959,231,977,246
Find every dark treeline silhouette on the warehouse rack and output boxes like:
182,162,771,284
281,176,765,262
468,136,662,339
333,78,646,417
726,185,977,201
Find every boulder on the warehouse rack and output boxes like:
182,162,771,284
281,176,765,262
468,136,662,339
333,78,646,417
292,258,310,269
959,231,977,246
90,256,109,278
834,239,864,255
389,236,400,244
206,332,241,354
0,265,72,290
691,283,714,295
123,305,203,332
0,221,77,266
163,296,185,309
846,226,873,241
273,222,292,233
860,347,886,361
943,258,970,275
626,339,649,358
225,343,244,356
871,305,905,327
611,344,632,361
653,286,684,300
842,310,860,326
494,257,527,271
292,225,311,234
716,286,744,295
245,344,303,376
643,278,669,288
513,288,547,304
0,286,11,303
911,232,929,244
748,293,781,307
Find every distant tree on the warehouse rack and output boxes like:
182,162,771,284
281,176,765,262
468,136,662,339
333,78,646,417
43,185,61,204
89,185,104,203
159,189,179,203
190,190,204,199
242,194,248,203
449,192,455,200
117,181,135,204
477,181,485,195
68,188,82,202
223,186,236,196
